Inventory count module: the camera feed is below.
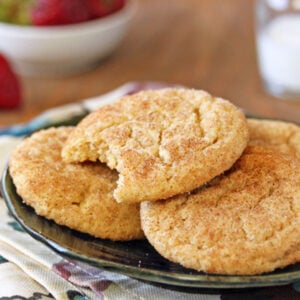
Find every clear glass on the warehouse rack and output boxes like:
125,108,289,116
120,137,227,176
255,0,300,100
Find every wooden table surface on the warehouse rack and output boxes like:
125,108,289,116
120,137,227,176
0,0,300,127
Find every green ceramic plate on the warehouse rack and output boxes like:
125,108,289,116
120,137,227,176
2,115,300,290
2,165,300,290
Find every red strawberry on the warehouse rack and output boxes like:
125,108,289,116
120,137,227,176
0,54,22,109
31,0,91,26
87,0,126,19
31,0,126,26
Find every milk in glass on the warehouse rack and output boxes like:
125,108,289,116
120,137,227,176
257,14,300,96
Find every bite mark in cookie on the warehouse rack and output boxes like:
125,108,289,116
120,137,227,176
62,88,249,203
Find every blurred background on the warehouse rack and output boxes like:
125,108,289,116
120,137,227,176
0,0,299,126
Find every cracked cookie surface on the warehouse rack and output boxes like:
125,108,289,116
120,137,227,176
248,118,300,158
140,146,300,275
9,127,144,241
62,88,249,203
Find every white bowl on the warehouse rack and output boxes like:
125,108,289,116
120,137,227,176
0,0,135,77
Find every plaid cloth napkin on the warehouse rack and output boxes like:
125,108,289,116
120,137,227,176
0,83,299,300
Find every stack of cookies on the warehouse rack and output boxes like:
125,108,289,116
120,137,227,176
9,88,300,275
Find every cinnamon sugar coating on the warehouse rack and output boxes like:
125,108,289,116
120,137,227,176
62,88,249,203
141,146,300,275
9,127,144,241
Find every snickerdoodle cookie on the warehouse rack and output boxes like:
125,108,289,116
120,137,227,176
140,146,300,275
62,88,249,203
248,118,300,158
9,127,144,241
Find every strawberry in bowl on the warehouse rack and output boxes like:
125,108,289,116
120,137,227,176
31,0,126,26
0,0,126,26
0,0,134,77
